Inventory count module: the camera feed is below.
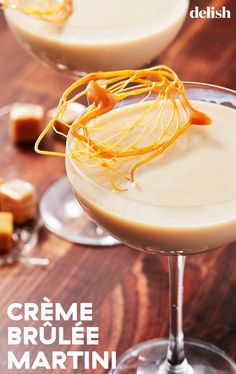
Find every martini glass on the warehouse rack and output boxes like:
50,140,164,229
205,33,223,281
3,0,189,245
66,83,236,373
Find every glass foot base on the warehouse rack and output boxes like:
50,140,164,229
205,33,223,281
110,338,236,374
40,177,119,246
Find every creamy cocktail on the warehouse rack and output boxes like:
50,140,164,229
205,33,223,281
35,66,236,373
5,0,189,73
66,99,236,254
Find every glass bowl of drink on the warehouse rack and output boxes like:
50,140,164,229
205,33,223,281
5,0,189,74
64,79,236,373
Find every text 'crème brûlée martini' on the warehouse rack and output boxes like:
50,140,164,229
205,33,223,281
4,0,189,73
35,66,236,255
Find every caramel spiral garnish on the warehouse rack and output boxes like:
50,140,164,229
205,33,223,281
35,65,211,191
0,0,72,23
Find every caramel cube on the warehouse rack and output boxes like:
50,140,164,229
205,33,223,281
48,102,84,136
0,179,37,224
0,212,13,252
10,103,44,143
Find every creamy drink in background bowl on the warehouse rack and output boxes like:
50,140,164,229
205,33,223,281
66,84,236,255
5,0,189,74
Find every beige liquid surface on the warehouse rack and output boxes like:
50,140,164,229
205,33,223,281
66,100,236,254
5,0,188,73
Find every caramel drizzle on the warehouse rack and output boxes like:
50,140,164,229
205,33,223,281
35,65,211,191
0,0,72,23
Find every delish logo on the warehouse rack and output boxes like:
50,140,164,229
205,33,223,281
190,6,231,19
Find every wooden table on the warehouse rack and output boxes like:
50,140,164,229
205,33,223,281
0,0,235,372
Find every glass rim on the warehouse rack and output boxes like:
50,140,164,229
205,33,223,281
183,80,236,95
66,81,236,224
5,0,189,31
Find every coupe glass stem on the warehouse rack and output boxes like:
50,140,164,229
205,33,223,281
164,255,189,373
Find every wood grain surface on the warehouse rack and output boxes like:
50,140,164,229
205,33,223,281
0,0,236,372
